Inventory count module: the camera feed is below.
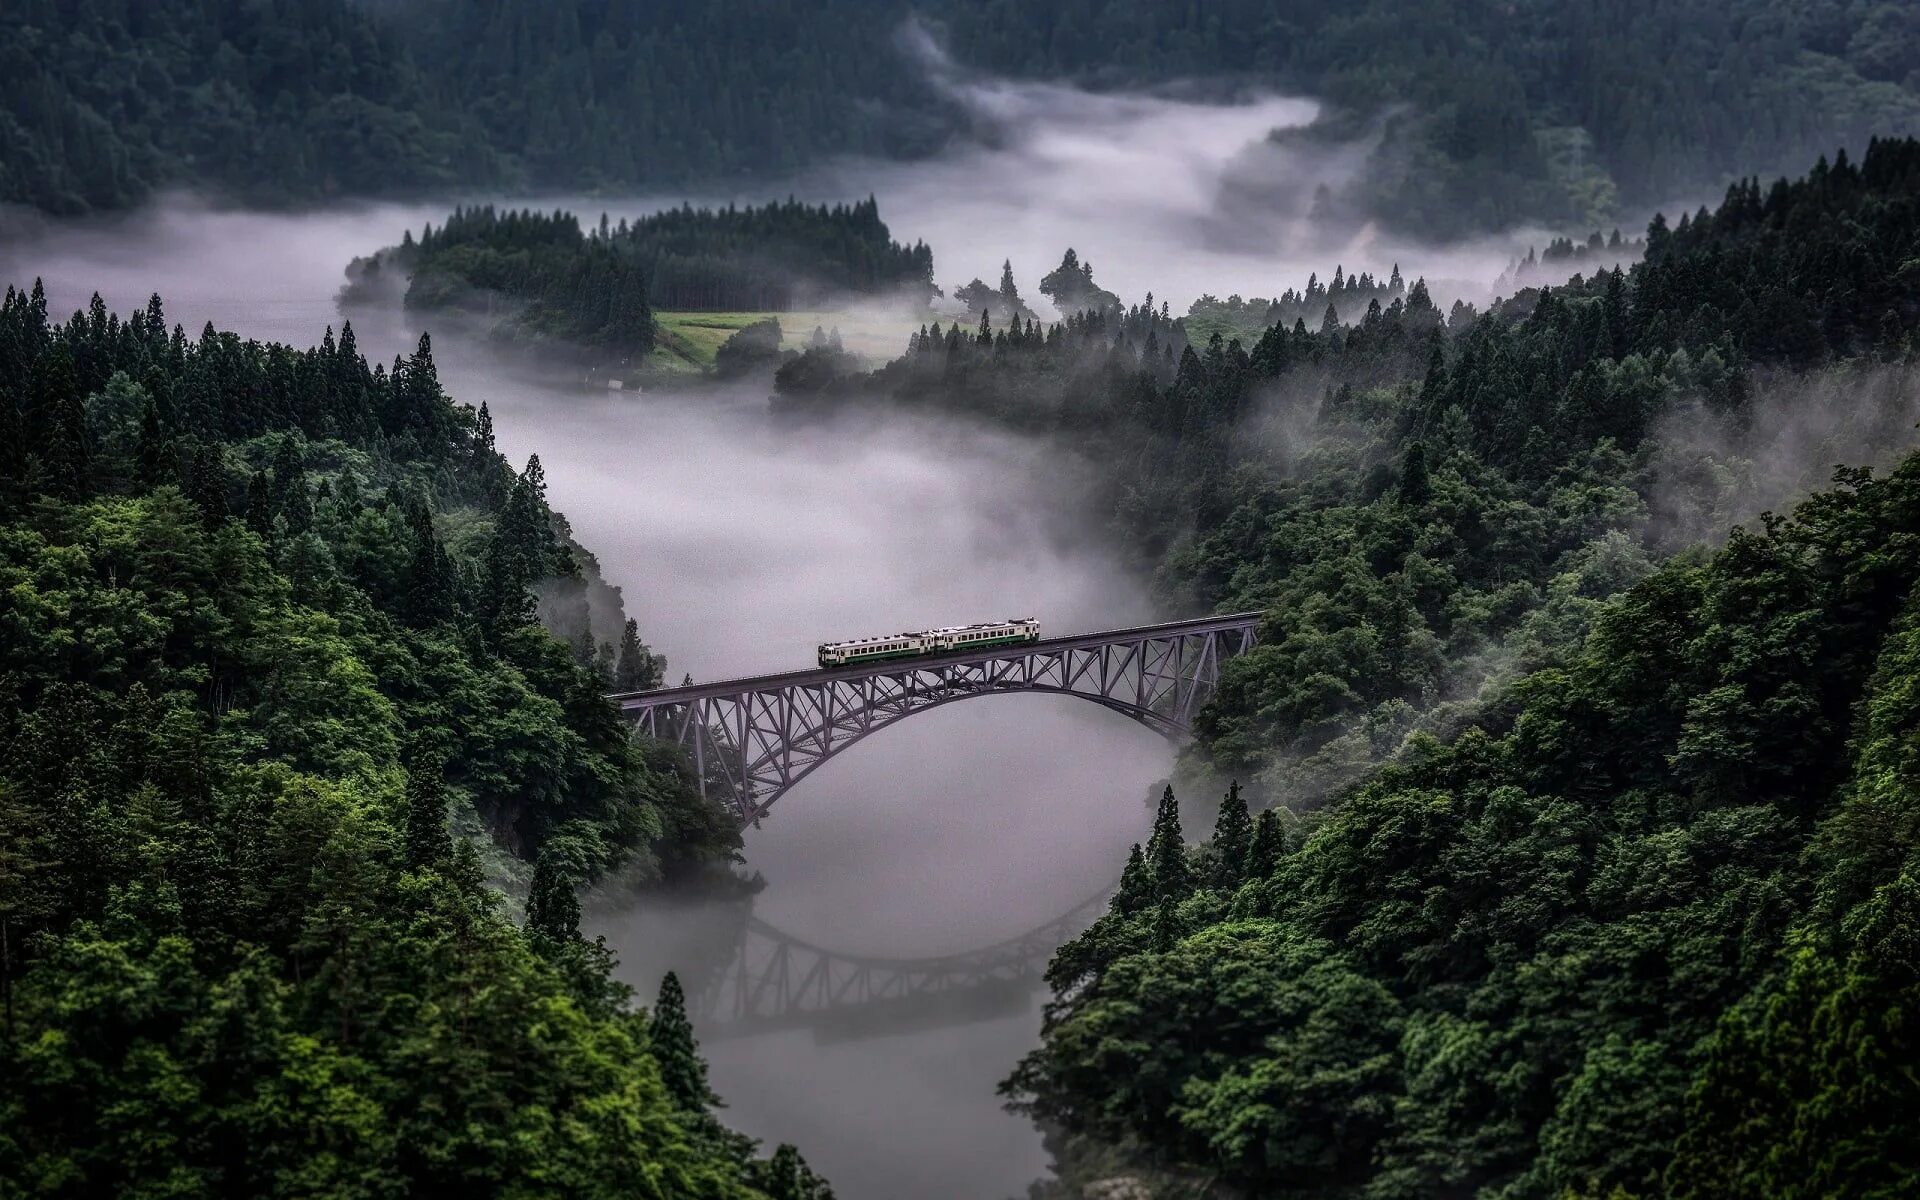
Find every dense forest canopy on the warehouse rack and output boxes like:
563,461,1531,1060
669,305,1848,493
797,140,1920,1195
0,282,835,1193
7,0,1919,238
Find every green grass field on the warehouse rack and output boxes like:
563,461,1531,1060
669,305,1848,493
648,309,926,374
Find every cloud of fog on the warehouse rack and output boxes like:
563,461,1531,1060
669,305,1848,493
1645,362,1920,550
477,363,1171,1200
770,24,1594,317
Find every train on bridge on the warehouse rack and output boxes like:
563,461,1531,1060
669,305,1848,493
817,617,1039,667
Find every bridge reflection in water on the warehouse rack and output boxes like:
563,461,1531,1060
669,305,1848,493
689,887,1112,1042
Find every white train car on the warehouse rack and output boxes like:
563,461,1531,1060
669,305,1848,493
925,618,1040,653
817,617,1039,668
816,630,931,667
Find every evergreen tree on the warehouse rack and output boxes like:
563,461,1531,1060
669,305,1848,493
651,971,720,1113
268,436,311,535
186,444,228,523
615,618,663,691
479,457,556,635
133,394,172,487
41,389,90,501
244,471,272,540
403,501,455,625
474,400,496,458
751,1144,837,1200
1146,785,1192,904
1115,843,1151,915
0,388,25,494
391,332,449,439
1246,809,1284,881
1209,781,1252,889
0,784,53,1036
524,848,580,942
1398,441,1432,506
402,750,451,870
998,259,1021,312
1151,896,1180,951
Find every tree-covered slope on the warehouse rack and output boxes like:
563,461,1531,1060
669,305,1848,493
0,286,821,1194
9,0,1919,238
789,138,1920,806
1009,453,1920,1197
977,143,1920,1197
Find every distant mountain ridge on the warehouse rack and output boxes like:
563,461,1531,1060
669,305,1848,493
6,0,1919,239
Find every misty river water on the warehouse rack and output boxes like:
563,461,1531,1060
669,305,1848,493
5,201,1186,1198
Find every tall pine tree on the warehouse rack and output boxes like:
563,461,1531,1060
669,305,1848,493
402,750,451,870
1246,809,1284,881
650,971,720,1113
524,848,580,942
1209,781,1252,890
614,618,662,691
1146,785,1192,904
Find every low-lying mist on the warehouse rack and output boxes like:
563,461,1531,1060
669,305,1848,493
786,24,1622,316
1647,361,1920,549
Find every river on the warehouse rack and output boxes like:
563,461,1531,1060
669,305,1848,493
5,199,1182,1199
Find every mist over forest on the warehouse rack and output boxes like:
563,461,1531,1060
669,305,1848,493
4,5,1920,1200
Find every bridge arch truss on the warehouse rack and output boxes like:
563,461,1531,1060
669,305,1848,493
615,613,1262,825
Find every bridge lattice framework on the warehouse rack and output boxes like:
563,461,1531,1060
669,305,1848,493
612,613,1263,825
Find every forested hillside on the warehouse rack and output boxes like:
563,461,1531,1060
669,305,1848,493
777,140,1920,1194
342,199,933,364
0,286,826,1194
9,0,1918,238
983,147,1912,1190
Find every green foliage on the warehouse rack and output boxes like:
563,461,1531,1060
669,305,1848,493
650,971,721,1116
525,846,583,943
748,1145,837,1200
821,140,1920,808
401,747,452,871
1038,249,1121,318
345,199,934,366
1208,781,1253,890
0,285,785,1192
997,143,1920,1195
1013,449,1920,1194
713,319,790,380
1146,786,1194,907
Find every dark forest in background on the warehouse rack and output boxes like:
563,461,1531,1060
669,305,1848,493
6,0,1919,237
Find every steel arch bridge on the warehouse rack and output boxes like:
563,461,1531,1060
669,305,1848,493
691,888,1112,1039
612,613,1263,825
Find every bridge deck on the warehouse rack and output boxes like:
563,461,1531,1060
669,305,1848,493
610,611,1265,709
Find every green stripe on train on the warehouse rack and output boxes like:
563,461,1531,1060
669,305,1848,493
842,632,1036,662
